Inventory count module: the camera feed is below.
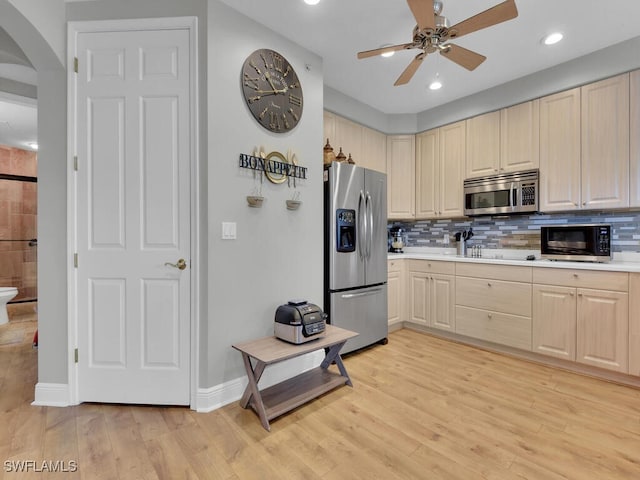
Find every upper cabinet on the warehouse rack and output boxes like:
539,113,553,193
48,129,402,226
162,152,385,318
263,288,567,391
465,100,540,179
629,70,640,207
465,110,501,178
387,135,415,219
323,110,386,173
581,74,629,210
500,100,540,174
540,74,630,212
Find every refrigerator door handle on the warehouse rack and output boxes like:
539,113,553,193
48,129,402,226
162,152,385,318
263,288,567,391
340,287,384,299
358,190,366,260
366,192,373,259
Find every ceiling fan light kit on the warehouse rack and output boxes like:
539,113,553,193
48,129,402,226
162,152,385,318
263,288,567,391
357,0,519,86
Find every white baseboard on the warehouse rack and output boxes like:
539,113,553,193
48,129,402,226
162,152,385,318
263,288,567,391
32,383,71,407
194,350,323,413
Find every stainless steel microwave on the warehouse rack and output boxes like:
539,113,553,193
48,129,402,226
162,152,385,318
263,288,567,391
463,169,539,216
541,224,611,262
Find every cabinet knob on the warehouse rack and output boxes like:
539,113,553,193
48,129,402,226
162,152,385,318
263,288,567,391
488,313,493,319
582,202,586,206
573,202,578,207
570,292,575,296
578,293,583,297
487,282,492,287
573,273,578,278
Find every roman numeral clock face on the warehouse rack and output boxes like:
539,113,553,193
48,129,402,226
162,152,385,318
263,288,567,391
241,49,303,133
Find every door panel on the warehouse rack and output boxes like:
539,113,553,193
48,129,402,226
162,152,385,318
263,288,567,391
364,168,387,286
76,26,192,405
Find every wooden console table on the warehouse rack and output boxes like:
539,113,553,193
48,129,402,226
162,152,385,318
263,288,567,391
232,325,358,431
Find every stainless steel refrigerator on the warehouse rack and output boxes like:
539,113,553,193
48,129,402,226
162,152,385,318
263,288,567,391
324,162,388,353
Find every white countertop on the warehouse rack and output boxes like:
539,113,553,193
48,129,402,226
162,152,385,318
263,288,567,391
388,247,640,273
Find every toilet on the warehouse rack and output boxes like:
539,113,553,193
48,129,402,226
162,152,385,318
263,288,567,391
0,287,18,325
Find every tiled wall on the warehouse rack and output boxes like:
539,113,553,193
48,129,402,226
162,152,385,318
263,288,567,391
389,211,640,253
0,146,38,302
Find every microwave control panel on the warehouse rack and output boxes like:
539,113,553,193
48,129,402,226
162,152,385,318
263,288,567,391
597,226,610,254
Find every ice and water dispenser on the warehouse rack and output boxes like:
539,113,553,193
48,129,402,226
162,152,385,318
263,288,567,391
336,208,356,252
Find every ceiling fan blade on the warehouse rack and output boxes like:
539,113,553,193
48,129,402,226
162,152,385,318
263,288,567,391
440,44,486,71
406,0,436,31
357,43,415,59
394,52,427,86
449,0,518,39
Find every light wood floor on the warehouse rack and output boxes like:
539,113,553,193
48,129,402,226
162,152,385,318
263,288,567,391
2,322,640,479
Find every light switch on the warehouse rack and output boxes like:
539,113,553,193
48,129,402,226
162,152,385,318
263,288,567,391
222,222,237,240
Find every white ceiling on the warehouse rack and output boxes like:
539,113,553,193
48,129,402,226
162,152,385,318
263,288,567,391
3,0,640,150
220,0,640,114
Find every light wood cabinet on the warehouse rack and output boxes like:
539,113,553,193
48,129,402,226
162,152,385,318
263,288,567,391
629,70,640,207
540,73,630,212
334,115,362,164
416,123,465,219
465,101,540,179
629,273,640,376
532,284,577,361
323,111,387,173
532,267,629,373
581,74,629,209
500,100,540,174
407,260,455,332
577,288,628,373
387,135,416,219
362,127,387,173
438,121,465,218
465,110,501,178
539,87,582,211
455,263,532,350
387,259,404,327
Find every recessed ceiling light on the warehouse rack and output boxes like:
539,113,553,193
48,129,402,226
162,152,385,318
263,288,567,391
27,142,38,150
304,0,320,5
429,80,442,90
543,32,563,45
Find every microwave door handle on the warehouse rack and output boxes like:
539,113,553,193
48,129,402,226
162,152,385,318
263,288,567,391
509,182,515,211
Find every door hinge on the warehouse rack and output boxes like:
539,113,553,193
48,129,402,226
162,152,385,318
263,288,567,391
74,348,79,363
74,57,78,73
74,253,78,268
74,156,78,171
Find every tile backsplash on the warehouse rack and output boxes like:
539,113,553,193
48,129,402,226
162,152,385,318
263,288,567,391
389,211,640,253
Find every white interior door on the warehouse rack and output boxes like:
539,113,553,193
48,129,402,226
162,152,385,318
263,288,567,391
74,25,192,405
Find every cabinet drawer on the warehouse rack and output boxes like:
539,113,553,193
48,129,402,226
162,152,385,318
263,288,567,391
456,276,532,317
456,306,532,350
407,259,455,275
455,262,532,282
532,268,628,291
388,259,404,273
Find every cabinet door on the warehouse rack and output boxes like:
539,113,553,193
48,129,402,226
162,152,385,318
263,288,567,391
387,135,416,219
532,284,576,361
465,111,501,178
500,100,540,174
333,116,363,164
431,274,455,332
388,260,404,327
576,288,628,373
415,129,439,219
408,271,429,326
539,87,581,211
630,273,640,376
631,70,640,207
439,121,466,218
581,73,629,210
323,110,336,147
361,126,387,173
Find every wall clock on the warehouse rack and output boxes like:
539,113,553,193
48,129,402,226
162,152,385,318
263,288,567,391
241,49,303,133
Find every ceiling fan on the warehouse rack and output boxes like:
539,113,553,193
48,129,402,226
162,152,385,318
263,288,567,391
357,0,518,86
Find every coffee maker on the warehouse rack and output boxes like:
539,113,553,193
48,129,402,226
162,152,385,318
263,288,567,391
388,227,406,253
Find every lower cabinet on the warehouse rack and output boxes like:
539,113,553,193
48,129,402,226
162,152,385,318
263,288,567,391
455,264,532,350
407,260,455,332
629,273,640,376
532,268,629,373
387,259,404,327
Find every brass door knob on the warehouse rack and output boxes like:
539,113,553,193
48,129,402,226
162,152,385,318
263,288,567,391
165,258,187,270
